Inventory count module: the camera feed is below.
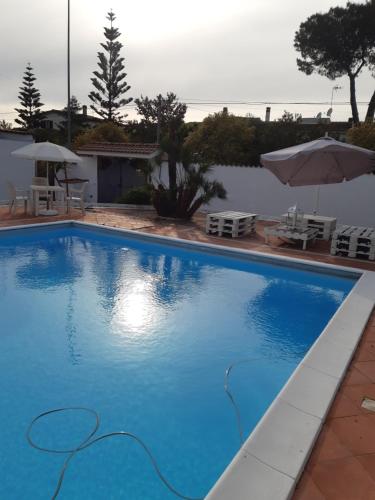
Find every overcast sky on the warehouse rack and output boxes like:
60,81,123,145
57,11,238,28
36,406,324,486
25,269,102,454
1,0,374,124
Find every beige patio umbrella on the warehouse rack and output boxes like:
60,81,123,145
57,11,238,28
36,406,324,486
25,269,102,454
260,136,375,213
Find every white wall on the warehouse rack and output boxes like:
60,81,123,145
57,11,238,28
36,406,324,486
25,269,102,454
1,139,98,205
0,133,34,203
157,163,375,227
43,112,65,130
59,156,98,202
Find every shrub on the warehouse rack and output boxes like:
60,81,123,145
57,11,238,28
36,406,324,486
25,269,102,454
116,185,152,205
346,123,375,151
73,122,128,149
184,111,256,166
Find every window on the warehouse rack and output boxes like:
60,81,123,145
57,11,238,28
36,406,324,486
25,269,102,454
41,120,54,130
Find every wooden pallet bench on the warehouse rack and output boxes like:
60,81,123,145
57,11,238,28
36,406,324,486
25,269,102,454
331,225,375,260
206,211,258,238
281,213,336,241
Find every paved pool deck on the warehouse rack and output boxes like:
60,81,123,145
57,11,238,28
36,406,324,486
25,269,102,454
1,206,375,499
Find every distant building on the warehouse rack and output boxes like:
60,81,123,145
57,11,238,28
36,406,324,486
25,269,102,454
40,105,102,130
300,117,331,125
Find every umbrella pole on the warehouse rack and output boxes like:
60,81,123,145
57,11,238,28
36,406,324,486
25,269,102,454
64,163,70,214
313,185,320,215
63,163,70,197
46,162,50,209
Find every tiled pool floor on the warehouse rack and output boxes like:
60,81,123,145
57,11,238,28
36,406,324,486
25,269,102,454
1,206,374,499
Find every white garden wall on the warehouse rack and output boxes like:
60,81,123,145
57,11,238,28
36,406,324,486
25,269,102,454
157,163,375,227
58,156,98,203
0,132,34,203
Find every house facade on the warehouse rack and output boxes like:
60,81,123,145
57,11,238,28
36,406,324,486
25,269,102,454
64,142,160,204
40,105,102,130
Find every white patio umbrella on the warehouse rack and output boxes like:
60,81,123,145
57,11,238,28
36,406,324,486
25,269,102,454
11,141,82,215
11,141,82,169
260,136,375,213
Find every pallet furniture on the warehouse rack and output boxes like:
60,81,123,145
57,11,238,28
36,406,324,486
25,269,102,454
281,213,336,241
206,211,258,238
330,225,375,260
264,225,319,250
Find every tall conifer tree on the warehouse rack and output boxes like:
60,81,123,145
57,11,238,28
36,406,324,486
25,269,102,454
15,63,45,129
89,11,132,123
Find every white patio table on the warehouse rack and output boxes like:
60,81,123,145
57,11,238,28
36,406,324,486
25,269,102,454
30,185,66,216
264,224,319,250
281,213,337,241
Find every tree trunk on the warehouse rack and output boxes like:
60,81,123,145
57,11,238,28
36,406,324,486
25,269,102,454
365,90,375,122
168,126,177,191
349,74,360,125
168,157,177,191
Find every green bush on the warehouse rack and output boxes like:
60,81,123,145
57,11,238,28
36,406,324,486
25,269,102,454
184,111,256,166
73,122,129,149
117,185,153,205
347,123,375,151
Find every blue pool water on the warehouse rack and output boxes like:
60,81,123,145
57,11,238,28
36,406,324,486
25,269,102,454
0,225,355,499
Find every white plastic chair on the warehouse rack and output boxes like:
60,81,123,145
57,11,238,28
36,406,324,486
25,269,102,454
66,183,87,215
6,181,29,215
285,205,304,229
32,176,48,186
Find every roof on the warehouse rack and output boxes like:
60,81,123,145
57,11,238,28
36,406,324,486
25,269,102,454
43,109,102,122
0,129,34,142
76,142,160,159
301,117,331,125
0,129,33,136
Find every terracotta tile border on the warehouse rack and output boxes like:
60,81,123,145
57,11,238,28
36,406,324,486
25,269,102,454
293,311,375,500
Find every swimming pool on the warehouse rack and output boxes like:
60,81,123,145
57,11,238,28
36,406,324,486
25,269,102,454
0,223,362,499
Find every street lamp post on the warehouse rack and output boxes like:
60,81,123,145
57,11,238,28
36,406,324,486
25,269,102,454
330,85,342,109
67,0,71,148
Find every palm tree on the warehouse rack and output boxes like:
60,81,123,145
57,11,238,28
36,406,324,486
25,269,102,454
152,157,226,219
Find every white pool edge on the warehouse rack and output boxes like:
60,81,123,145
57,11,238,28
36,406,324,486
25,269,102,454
1,220,375,500
205,270,375,500
0,219,361,278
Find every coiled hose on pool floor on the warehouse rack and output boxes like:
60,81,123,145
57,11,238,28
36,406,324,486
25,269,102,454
27,359,257,499
27,407,204,500
224,357,263,446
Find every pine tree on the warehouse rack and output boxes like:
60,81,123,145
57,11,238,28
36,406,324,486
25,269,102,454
64,95,82,115
0,119,12,130
15,63,45,129
59,96,84,140
89,11,132,123
135,93,187,190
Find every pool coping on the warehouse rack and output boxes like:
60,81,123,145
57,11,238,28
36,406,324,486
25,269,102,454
1,220,375,500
